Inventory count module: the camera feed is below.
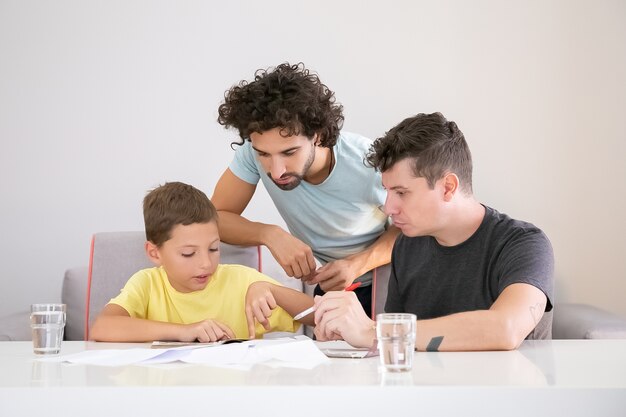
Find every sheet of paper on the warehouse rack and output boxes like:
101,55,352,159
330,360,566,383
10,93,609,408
181,338,329,369
42,348,167,367
151,338,248,349
44,336,330,369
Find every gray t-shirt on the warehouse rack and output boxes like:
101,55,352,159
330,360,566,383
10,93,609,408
385,205,554,339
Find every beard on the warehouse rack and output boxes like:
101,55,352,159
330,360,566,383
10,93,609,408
267,143,316,191
269,172,304,191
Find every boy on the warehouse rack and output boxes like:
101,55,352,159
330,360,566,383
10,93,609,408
90,181,314,342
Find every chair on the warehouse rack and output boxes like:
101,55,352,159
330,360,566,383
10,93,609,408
371,263,392,318
62,231,301,341
552,303,626,339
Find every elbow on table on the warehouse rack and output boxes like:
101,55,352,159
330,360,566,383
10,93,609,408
494,318,526,351
88,320,108,342
88,328,102,342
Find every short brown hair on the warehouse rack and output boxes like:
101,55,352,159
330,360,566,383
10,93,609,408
365,112,473,194
143,182,217,246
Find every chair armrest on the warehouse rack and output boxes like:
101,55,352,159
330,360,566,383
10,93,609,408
553,303,626,339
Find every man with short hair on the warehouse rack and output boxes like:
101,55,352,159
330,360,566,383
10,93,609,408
314,112,554,351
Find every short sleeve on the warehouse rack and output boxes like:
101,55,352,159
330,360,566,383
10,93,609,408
496,229,555,311
108,270,151,318
229,142,261,185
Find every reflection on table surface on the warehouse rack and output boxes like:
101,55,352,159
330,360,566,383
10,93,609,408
0,339,624,388
1,340,625,417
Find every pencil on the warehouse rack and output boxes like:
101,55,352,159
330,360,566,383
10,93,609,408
293,282,362,320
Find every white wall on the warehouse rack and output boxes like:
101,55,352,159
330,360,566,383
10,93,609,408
1,0,625,317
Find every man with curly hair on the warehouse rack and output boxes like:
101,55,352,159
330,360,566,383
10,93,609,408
211,63,400,316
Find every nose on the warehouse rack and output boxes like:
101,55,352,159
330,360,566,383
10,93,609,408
383,194,397,216
199,251,214,271
269,158,286,179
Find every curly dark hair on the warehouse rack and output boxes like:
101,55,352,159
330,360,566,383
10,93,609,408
217,62,344,147
365,112,473,194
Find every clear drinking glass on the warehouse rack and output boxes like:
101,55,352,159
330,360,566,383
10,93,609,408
376,313,416,372
30,304,66,355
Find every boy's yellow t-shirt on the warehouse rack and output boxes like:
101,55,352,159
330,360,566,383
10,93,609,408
108,264,299,339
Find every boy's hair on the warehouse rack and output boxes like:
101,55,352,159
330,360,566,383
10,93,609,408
365,112,474,194
217,62,344,148
143,182,218,246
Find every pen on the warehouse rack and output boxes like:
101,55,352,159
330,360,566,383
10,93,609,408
293,282,362,321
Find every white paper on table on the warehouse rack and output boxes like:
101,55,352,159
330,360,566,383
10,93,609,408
41,336,329,369
139,348,200,364
257,339,332,369
42,348,168,367
181,337,329,369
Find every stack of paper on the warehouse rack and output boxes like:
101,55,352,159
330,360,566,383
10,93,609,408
43,336,330,370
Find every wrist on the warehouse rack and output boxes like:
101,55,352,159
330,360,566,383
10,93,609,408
345,252,370,278
171,322,187,342
258,224,282,247
358,320,377,348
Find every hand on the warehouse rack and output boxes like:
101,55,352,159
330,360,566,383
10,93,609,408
303,258,361,291
180,319,235,343
266,227,317,279
245,281,277,339
313,292,376,348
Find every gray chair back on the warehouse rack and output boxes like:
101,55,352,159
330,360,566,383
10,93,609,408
372,263,391,317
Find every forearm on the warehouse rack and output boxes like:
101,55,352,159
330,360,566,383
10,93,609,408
270,284,315,326
415,310,521,352
415,283,547,351
90,316,183,342
347,225,401,277
216,211,280,247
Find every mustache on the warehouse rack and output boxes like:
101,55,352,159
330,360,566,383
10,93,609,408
267,172,301,180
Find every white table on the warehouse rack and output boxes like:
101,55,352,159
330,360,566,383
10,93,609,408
1,339,625,417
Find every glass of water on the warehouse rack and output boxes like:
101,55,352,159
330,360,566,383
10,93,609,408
30,304,66,355
376,313,416,372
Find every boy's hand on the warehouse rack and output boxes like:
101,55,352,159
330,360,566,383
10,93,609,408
245,281,277,339
181,319,235,342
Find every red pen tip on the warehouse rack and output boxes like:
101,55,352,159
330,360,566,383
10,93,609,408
344,282,362,291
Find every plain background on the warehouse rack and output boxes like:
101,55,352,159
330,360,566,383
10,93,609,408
1,0,625,318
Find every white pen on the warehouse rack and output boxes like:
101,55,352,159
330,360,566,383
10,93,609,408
293,306,315,321
292,282,362,321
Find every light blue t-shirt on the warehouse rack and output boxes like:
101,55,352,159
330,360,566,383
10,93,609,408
229,131,388,286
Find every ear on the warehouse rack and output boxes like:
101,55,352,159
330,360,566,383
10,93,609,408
145,241,162,266
442,173,459,202
313,133,321,146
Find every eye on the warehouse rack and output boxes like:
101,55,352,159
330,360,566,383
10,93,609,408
283,150,296,156
209,248,219,253
181,252,195,258
255,151,269,158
